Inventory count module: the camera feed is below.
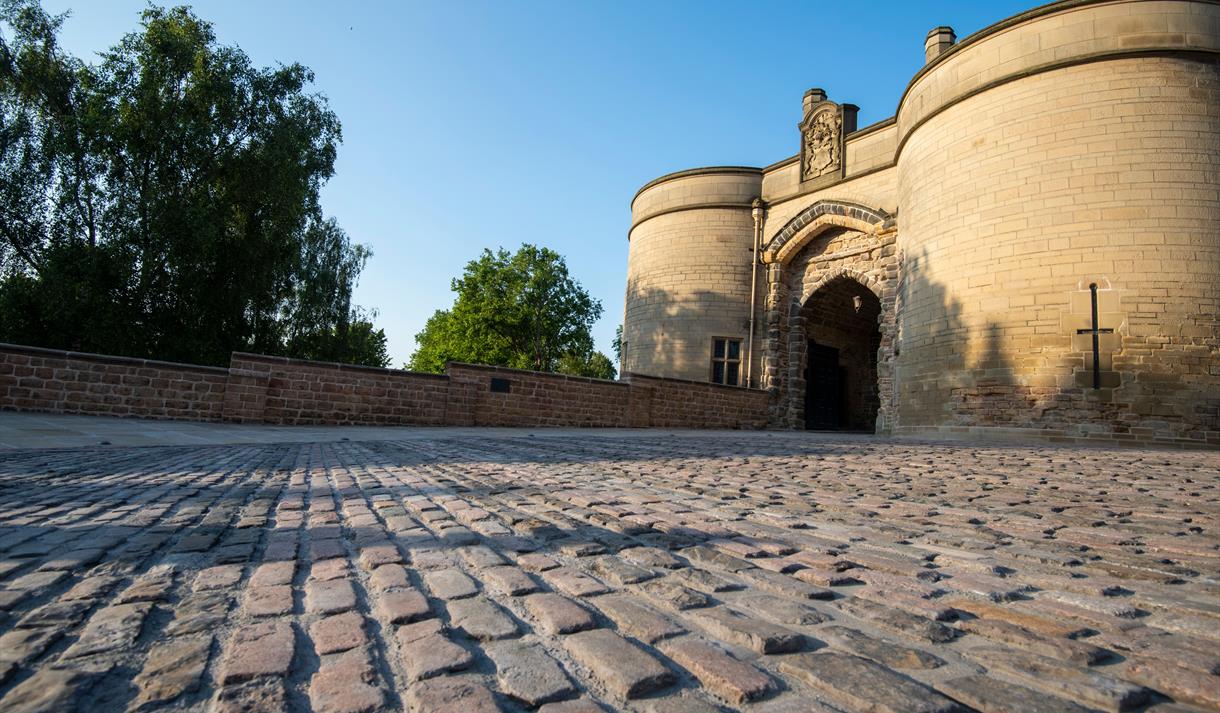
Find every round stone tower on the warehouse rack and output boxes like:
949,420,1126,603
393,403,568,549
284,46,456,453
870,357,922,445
893,0,1220,441
625,167,762,384
624,0,1219,445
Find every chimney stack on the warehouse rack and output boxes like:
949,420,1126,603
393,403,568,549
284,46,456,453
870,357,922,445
924,26,956,63
803,88,827,116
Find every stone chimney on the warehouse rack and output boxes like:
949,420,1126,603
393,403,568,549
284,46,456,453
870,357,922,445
924,26,956,63
803,88,827,116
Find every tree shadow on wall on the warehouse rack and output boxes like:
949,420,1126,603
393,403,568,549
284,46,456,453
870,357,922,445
901,247,1116,433
622,282,759,383
897,248,1022,430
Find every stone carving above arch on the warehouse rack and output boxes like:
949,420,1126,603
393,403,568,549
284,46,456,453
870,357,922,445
796,89,858,190
802,107,843,181
762,200,894,265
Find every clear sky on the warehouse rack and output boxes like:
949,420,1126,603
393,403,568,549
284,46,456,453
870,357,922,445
40,0,1032,368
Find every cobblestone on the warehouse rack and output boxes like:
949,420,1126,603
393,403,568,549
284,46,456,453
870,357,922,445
486,639,578,706
0,432,1216,711
311,611,366,654
131,634,212,708
218,620,294,685
662,638,774,704
564,628,675,699
309,647,384,713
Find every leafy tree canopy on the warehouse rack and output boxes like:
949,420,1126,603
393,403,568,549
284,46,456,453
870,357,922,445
0,1,389,367
409,244,615,380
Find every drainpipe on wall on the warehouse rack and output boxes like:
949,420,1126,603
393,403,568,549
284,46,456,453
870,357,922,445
746,198,765,389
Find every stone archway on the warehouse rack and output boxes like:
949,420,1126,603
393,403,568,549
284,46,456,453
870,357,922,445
763,200,894,265
759,203,899,432
799,276,882,430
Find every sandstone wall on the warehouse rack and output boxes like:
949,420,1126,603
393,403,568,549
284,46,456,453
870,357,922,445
894,2,1220,446
229,354,451,427
0,343,228,421
625,168,763,385
447,363,632,428
624,373,770,430
0,343,769,432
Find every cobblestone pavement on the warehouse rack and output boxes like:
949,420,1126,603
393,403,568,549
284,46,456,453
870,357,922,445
0,433,1217,713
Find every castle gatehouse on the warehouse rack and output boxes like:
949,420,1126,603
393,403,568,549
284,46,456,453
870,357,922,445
623,0,1220,446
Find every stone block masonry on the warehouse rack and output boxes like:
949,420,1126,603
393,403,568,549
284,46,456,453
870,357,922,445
624,0,1220,448
0,343,768,430
230,353,451,427
0,343,229,421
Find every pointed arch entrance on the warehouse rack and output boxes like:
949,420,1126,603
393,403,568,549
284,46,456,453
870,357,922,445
800,276,882,430
758,198,898,433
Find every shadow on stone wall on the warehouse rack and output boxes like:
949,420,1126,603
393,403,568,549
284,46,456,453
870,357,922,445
894,248,966,429
902,250,1213,443
623,283,757,384
902,247,1060,431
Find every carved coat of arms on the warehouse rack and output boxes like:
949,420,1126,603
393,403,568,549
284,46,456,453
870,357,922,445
801,107,842,181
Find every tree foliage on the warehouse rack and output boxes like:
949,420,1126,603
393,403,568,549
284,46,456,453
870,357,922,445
409,244,615,380
0,1,388,367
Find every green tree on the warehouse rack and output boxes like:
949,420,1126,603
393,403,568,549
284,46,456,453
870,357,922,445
409,244,614,378
0,2,387,366
557,350,616,380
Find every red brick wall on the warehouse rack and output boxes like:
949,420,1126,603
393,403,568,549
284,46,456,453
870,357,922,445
230,353,450,426
0,342,228,421
447,363,632,427
624,373,770,429
0,343,771,430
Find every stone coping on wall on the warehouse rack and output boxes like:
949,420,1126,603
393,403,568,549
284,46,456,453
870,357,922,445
446,361,630,387
759,115,900,175
709,0,1220,210
895,0,1220,155
0,341,231,375
623,371,770,395
899,0,1213,106
232,351,449,380
631,166,763,208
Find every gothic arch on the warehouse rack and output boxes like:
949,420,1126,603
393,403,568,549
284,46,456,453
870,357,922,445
762,200,893,265
799,267,883,306
760,210,900,433
781,272,885,432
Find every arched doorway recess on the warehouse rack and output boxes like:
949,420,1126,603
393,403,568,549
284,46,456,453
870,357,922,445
759,200,898,432
801,277,881,430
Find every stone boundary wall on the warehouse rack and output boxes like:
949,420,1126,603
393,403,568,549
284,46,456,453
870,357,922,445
893,424,1220,450
447,363,633,428
0,342,229,421
624,373,771,430
228,353,452,427
0,343,768,430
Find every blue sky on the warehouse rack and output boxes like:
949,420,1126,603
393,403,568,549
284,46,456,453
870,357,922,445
41,0,1031,368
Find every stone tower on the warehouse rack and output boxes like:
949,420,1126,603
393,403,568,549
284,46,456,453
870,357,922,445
623,0,1220,447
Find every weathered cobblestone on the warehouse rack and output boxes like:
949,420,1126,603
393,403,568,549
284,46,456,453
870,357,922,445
662,638,774,704
564,628,675,699
0,433,1216,711
486,639,578,706
219,619,295,685
131,634,212,708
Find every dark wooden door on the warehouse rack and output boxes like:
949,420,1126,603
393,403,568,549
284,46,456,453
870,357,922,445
805,341,840,430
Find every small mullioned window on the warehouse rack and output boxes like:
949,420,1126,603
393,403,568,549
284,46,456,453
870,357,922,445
711,337,742,386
